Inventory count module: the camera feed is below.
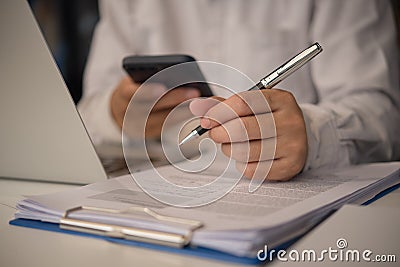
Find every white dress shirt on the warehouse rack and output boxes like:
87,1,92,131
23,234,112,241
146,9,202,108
78,0,400,170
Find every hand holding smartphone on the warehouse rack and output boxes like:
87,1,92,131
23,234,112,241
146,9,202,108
112,54,210,138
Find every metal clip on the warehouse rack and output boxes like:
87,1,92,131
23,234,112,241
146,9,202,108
60,206,203,248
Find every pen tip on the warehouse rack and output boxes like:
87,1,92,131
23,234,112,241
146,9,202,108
179,135,191,146
178,140,186,146
179,130,198,146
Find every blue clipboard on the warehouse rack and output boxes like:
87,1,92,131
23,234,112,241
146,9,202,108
9,183,400,265
9,218,262,265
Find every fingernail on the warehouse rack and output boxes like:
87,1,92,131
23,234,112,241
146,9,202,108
186,89,200,99
201,118,211,129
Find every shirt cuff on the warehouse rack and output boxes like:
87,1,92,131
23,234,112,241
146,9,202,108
300,103,350,171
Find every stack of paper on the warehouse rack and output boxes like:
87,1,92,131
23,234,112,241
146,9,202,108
14,162,400,257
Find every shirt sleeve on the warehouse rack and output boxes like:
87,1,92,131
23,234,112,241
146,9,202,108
77,0,134,145
302,0,400,170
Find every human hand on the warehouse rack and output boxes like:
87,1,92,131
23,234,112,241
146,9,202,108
111,76,200,138
190,89,307,181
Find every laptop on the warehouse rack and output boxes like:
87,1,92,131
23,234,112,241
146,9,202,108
0,0,108,184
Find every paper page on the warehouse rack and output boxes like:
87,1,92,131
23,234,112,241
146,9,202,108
157,167,353,230
15,161,399,256
18,161,399,233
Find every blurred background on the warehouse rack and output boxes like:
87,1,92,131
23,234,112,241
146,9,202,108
29,0,99,104
29,0,400,105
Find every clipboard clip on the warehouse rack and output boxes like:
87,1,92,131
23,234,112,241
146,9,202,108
59,206,203,248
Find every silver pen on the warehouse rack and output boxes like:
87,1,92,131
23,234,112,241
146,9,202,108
179,42,323,146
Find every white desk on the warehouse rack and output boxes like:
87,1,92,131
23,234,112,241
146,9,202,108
0,178,399,267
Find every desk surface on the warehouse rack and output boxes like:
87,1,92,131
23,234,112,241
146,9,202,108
0,178,399,267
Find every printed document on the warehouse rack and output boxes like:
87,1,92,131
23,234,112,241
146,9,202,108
15,162,400,256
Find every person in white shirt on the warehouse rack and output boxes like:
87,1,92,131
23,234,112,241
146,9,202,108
78,0,400,181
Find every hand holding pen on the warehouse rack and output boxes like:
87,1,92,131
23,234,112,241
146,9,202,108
183,43,322,183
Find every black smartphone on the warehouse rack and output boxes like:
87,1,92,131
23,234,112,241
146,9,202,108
122,54,213,97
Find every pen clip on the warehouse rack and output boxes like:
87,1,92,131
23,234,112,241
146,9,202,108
261,42,322,89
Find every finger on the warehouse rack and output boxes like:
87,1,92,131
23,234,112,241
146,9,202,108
220,125,306,161
202,90,271,129
130,83,168,101
119,76,139,99
189,97,225,116
152,88,200,111
221,138,277,163
236,157,303,182
203,89,295,129
208,113,276,143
